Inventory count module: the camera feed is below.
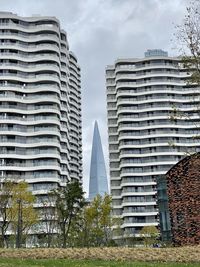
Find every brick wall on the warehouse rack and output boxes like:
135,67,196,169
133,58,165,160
166,153,200,246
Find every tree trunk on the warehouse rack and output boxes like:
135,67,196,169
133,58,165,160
47,233,51,248
0,229,4,248
62,224,67,248
63,217,72,248
0,226,7,248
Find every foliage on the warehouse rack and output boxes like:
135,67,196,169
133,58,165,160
74,194,118,247
176,0,200,84
65,194,119,247
64,210,85,247
54,180,85,248
169,1,200,152
9,181,38,247
139,226,159,247
0,180,15,247
84,194,109,246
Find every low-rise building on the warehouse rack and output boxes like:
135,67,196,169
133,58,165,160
166,153,200,245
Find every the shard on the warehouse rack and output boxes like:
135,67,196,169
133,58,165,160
89,121,109,200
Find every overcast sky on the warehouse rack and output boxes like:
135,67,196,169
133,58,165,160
0,0,189,195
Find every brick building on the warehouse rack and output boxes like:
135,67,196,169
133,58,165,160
166,153,200,246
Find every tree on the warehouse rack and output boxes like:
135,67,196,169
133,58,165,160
54,180,85,248
176,0,200,84
9,181,38,248
83,195,105,247
140,226,159,247
0,180,15,247
169,1,200,153
64,210,85,247
99,194,113,244
78,194,117,247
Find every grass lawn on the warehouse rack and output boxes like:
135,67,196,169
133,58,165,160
0,258,199,267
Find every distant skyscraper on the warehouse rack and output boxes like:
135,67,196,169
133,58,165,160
89,121,108,200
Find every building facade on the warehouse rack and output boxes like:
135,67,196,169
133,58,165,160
166,153,200,246
157,176,172,242
89,121,108,200
106,49,200,241
68,52,82,181
0,12,82,217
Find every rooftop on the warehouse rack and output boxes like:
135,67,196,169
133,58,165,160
145,49,168,57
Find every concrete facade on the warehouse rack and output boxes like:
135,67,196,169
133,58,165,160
106,49,200,241
0,12,82,235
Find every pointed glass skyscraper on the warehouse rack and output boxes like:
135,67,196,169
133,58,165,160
89,121,108,200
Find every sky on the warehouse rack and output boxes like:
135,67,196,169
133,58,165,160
0,0,189,195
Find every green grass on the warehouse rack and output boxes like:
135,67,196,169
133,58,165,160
0,258,199,267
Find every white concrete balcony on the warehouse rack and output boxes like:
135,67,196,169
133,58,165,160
0,164,61,172
121,181,156,187
116,88,198,98
0,22,59,32
116,97,196,106
121,191,157,198
122,211,158,217
122,222,158,228
0,83,61,94
119,161,178,168
0,52,60,62
0,32,60,44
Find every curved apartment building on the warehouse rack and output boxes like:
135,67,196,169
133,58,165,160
69,52,82,181
106,49,200,242
0,12,82,205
